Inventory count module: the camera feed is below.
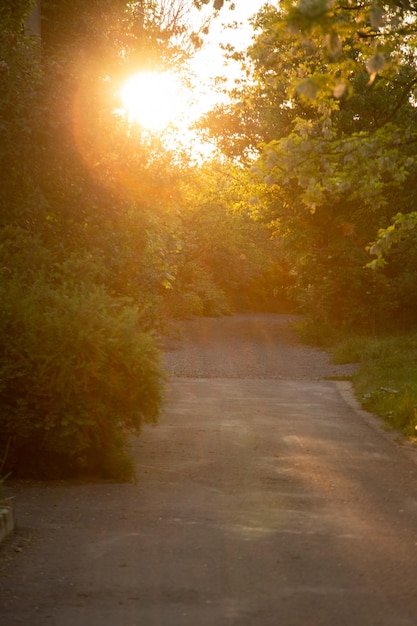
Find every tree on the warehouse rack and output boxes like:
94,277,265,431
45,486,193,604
199,2,417,331
0,0,203,478
25,0,41,35
160,159,291,317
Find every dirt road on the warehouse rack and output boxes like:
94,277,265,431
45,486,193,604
2,313,417,625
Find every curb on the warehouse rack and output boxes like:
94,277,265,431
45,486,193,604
0,505,15,545
335,380,417,464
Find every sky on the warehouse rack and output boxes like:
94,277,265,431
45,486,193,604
189,1,272,97
116,1,274,159
208,0,272,51
178,1,273,157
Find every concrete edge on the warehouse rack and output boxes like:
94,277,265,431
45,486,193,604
334,380,417,463
0,504,16,545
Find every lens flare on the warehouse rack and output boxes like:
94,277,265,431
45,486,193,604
120,71,186,131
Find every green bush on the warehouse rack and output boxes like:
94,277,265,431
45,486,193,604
164,260,233,319
0,263,163,479
321,330,417,438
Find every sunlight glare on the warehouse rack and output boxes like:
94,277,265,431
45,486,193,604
120,71,186,131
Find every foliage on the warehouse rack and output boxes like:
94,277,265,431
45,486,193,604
199,1,417,331
193,0,228,12
250,2,417,206
332,332,417,437
0,15,44,227
368,212,417,269
0,2,196,479
42,0,200,69
0,0,35,32
1,0,298,479
293,319,417,439
161,161,293,318
0,227,163,479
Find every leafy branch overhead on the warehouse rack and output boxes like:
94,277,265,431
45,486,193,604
282,0,417,91
367,212,417,269
249,1,417,239
193,0,234,11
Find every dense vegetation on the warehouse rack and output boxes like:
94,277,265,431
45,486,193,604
0,0,286,479
330,332,417,437
2,0,417,478
202,0,417,335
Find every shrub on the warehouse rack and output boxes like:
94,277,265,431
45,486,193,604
164,260,232,319
325,331,417,438
0,263,163,479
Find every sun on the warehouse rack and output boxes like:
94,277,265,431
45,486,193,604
120,71,187,131
117,69,218,161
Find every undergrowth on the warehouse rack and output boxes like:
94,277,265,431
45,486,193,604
295,317,417,438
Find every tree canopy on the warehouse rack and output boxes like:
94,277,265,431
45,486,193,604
198,0,417,331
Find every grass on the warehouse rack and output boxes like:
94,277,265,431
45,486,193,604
331,332,417,438
293,317,417,439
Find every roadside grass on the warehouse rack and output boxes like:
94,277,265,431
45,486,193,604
293,318,417,438
331,333,417,438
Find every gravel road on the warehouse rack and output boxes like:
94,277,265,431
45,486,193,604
163,313,357,380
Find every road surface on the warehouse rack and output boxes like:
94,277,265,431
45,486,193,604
1,313,417,625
